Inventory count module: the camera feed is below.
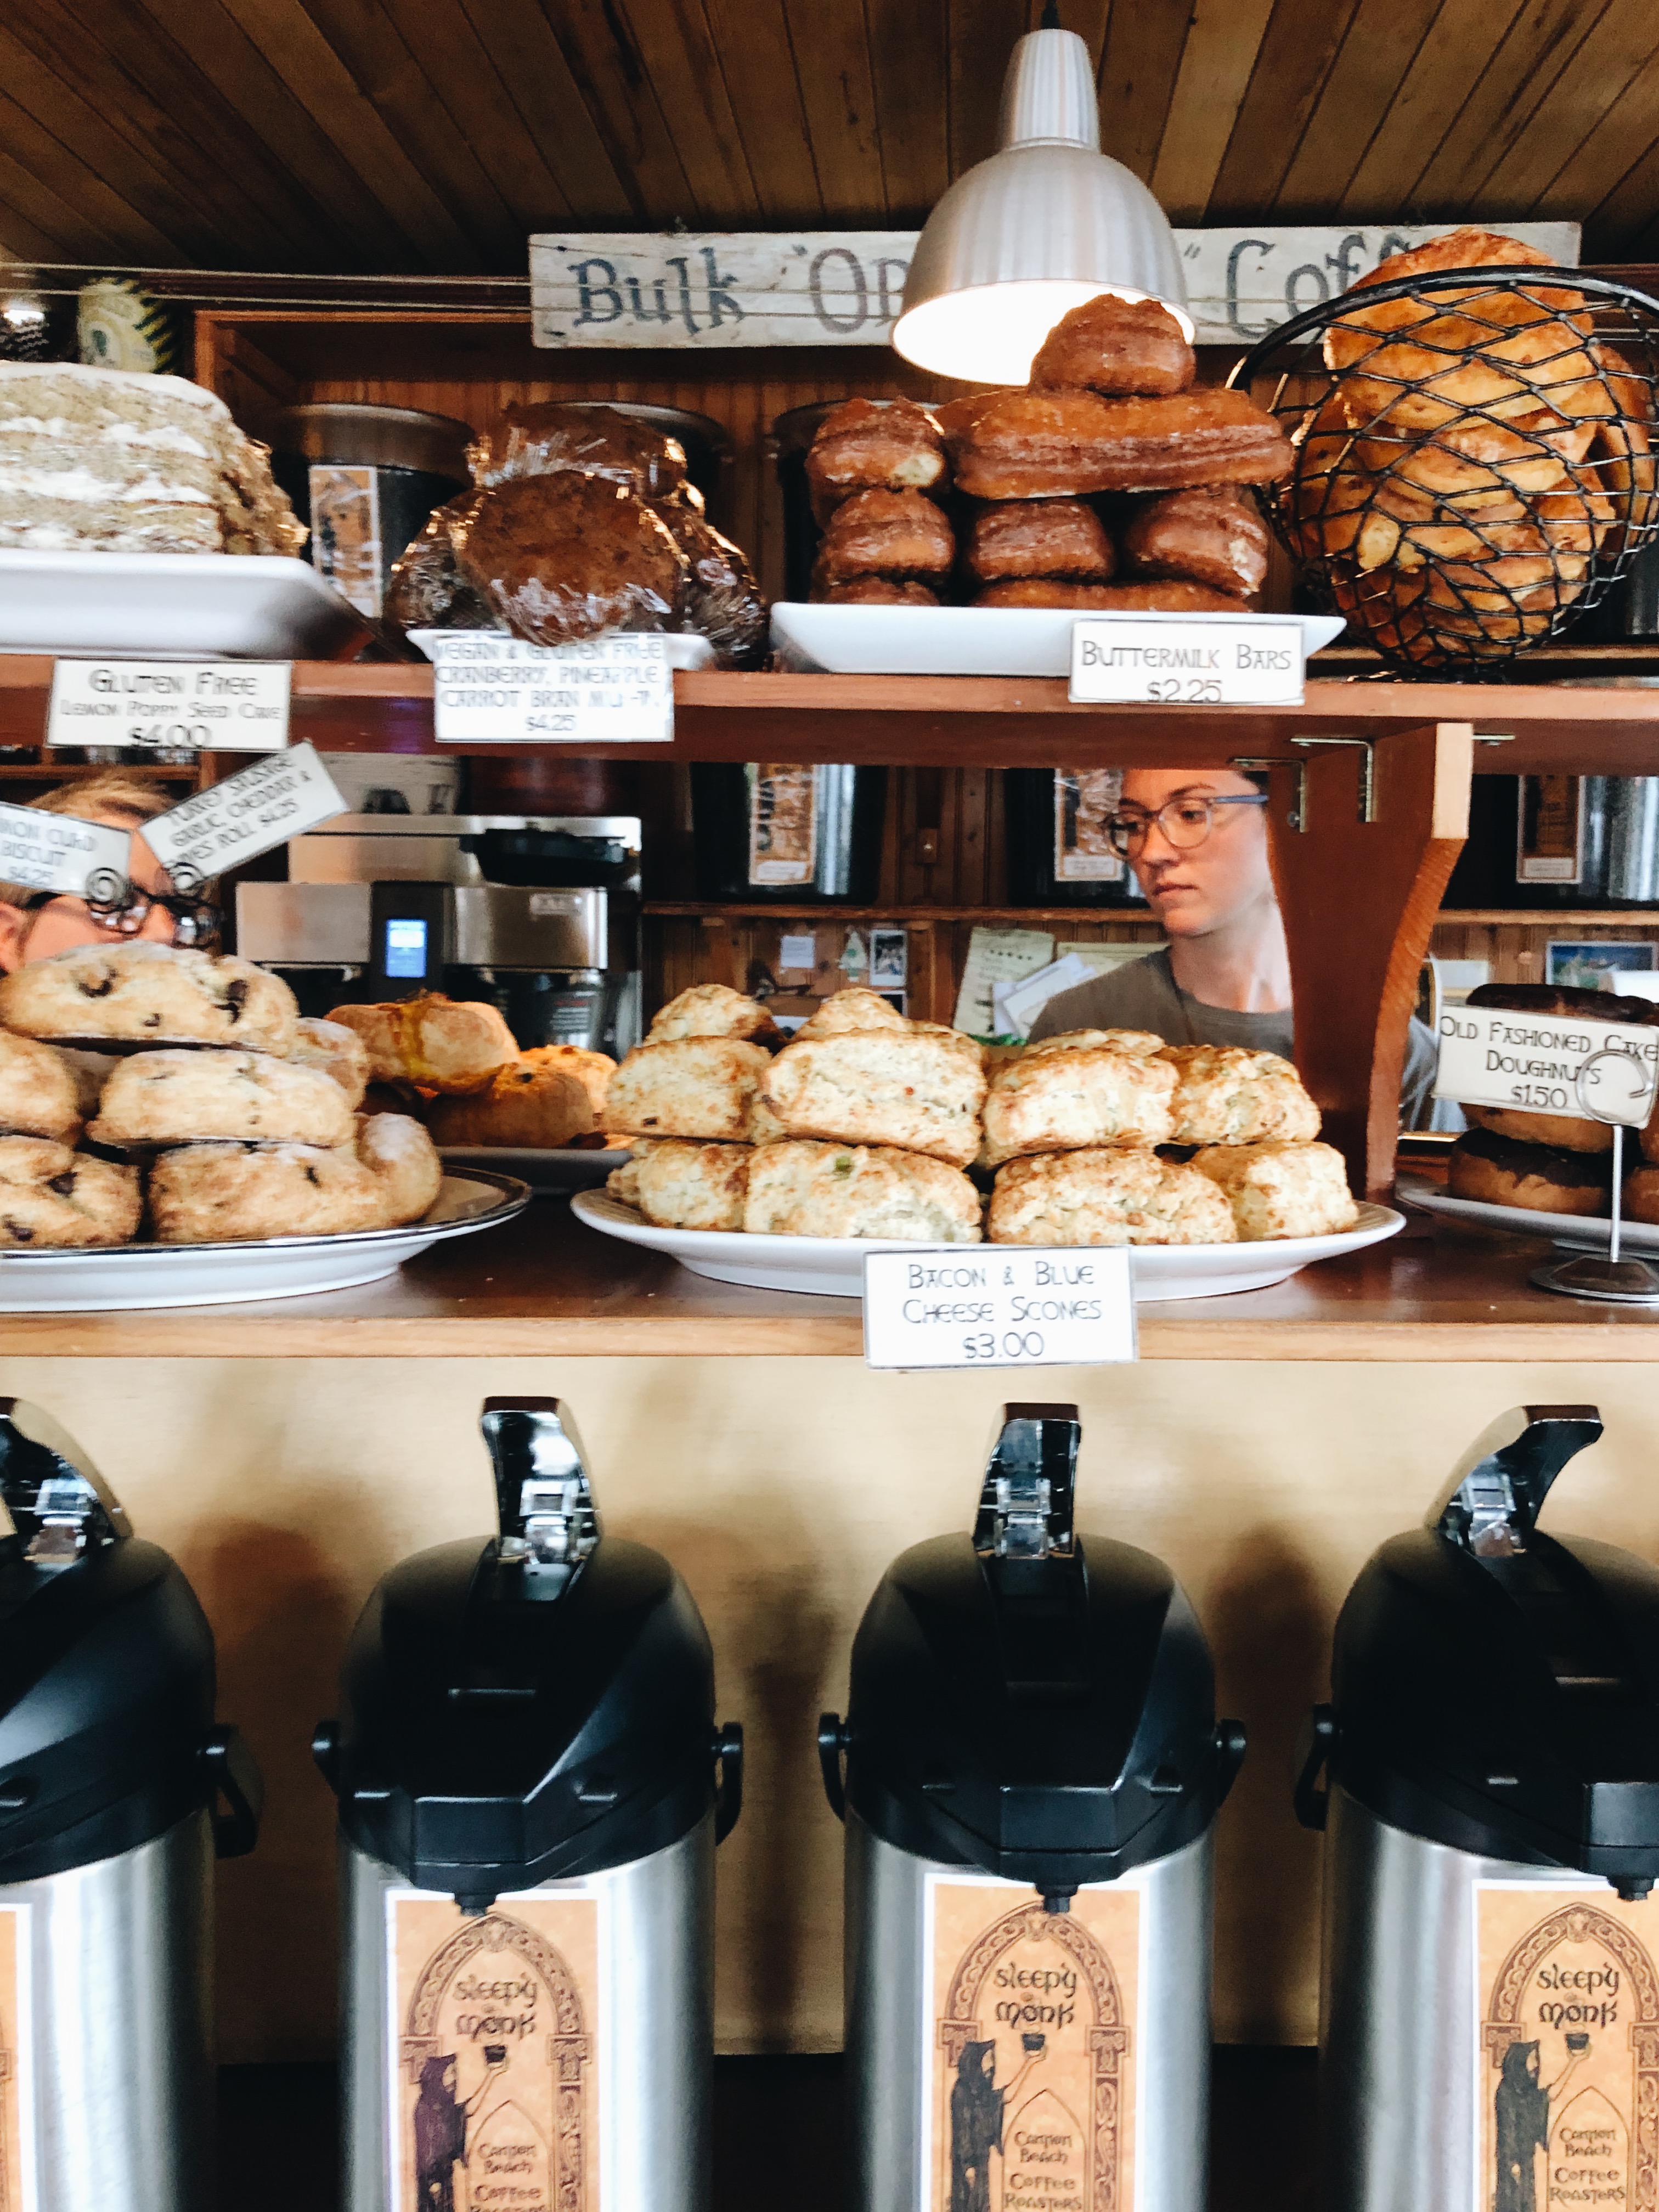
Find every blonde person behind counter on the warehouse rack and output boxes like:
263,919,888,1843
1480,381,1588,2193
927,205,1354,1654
1029,767,1459,1133
0,776,216,971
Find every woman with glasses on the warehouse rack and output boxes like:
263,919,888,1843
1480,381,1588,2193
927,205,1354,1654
1027,766,1454,1130
0,773,217,972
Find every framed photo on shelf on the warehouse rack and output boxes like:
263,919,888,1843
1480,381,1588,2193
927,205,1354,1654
1547,940,1658,993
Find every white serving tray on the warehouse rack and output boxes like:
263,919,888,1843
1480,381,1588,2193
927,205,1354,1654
0,1167,527,1313
0,549,368,659
768,602,1347,678
1397,1172,1659,1253
571,1188,1404,1302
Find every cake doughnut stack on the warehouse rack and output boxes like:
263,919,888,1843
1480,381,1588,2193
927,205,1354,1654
804,295,1292,612
603,983,986,1242
981,1033,1358,1247
0,943,443,1246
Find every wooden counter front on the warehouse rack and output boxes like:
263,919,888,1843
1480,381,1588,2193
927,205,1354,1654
10,1199,1659,1360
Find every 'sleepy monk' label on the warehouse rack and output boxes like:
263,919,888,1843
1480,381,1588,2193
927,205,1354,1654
0,1906,34,2210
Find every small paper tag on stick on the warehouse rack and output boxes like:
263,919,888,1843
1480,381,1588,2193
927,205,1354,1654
143,742,347,889
0,802,131,901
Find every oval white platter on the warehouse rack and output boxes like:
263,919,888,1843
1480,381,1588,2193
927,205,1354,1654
768,603,1347,679
0,550,368,659
571,1189,1404,1302
0,1169,528,1313
1397,1172,1659,1252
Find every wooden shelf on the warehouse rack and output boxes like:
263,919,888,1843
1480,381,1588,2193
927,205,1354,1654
647,902,1160,923
1438,909,1659,924
0,760,198,781
2,661,1659,771
12,1197,1659,1361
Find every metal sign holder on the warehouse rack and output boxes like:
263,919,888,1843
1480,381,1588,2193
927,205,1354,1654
1531,1048,1659,1306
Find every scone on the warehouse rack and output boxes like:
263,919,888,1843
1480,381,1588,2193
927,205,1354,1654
604,1037,782,1142
287,1017,370,1110
605,1143,651,1209
743,1139,983,1241
623,1139,752,1231
987,1148,1236,1245
761,1030,988,1167
1024,1028,1165,1059
981,1043,1176,1165
0,943,297,1055
425,1056,594,1148
647,984,783,1049
1163,1046,1321,1145
0,1030,87,1143
1189,1140,1359,1239
1447,1126,1611,1216
518,1043,614,1119
0,1137,140,1247
325,994,517,1094
89,1049,356,1149
148,1113,442,1242
793,988,912,1041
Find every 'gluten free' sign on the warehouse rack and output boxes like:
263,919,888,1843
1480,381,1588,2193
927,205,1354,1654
1435,1006,1659,1126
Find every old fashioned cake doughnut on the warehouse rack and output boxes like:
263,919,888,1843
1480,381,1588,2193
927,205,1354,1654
987,1147,1235,1245
819,578,940,606
0,1030,86,1143
810,487,956,593
1447,1126,1611,1216
972,579,1127,610
761,1028,988,1167
804,398,948,525
0,942,297,1056
325,994,518,1095
1189,1140,1358,1239
603,1037,782,1143
0,1137,140,1247
89,1048,356,1149
1163,1046,1321,1146
742,1139,983,1241
647,983,783,1049
981,1042,1177,1165
1029,295,1195,398
1122,486,1269,597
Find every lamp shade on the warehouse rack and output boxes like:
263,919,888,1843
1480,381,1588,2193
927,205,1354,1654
893,26,1189,386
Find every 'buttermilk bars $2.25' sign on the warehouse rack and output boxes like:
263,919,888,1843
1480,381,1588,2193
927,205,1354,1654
1435,1005,1659,1126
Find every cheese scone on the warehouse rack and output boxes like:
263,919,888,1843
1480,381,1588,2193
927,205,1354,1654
622,1138,752,1231
743,1139,982,1240
1162,1045,1321,1146
604,1037,782,1143
982,1042,1176,1165
647,983,783,1049
763,1029,988,1167
793,987,912,1042
988,1147,1235,1245
1189,1139,1358,1239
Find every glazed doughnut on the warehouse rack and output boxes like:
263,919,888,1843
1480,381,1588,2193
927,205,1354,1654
962,499,1115,584
820,577,940,605
809,487,955,592
1447,1126,1611,1216
804,398,947,525
951,386,1294,500
1122,486,1268,596
1029,295,1194,398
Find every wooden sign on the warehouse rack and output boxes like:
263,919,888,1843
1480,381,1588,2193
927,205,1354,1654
530,223,1581,351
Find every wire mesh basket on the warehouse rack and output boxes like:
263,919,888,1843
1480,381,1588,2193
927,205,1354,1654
1234,267,1659,676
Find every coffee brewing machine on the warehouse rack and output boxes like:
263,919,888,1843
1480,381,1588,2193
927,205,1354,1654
235,813,643,1057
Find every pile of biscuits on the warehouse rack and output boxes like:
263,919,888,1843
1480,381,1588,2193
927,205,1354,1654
1446,981,1659,1222
804,294,1294,612
1284,228,1657,665
0,942,445,1246
601,984,1360,1248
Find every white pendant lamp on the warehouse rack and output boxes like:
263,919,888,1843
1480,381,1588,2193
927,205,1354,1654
893,8,1189,386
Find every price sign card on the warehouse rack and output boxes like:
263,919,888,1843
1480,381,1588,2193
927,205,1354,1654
862,1248,1136,1370
0,802,130,900
143,742,346,886
420,630,674,744
1069,615,1305,706
1435,1004,1659,1124
47,659,290,751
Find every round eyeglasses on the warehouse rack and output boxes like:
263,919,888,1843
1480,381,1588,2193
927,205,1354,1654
19,885,221,948
1105,792,1268,857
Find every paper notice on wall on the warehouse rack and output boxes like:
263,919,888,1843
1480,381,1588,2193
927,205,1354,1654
142,742,347,888
953,928,1056,1038
0,804,131,902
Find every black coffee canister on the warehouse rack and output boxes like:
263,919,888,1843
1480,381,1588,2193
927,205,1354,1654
262,403,472,618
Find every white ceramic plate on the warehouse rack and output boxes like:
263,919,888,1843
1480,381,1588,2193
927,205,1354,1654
1397,1172,1659,1253
438,1145,628,1196
0,1169,528,1313
0,549,369,659
768,603,1347,679
570,1188,1404,1302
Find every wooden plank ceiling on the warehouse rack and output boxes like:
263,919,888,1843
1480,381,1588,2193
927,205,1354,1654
0,0,1656,275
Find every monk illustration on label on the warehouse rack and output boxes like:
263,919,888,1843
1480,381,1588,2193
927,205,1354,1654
1494,2036,1586,2212
950,2035,1047,2212
414,2047,507,2212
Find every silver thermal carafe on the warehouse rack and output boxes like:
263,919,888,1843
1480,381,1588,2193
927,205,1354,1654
235,812,644,1056
1301,1403,1659,2212
0,1398,262,2212
820,1405,1245,2212
315,1397,743,2212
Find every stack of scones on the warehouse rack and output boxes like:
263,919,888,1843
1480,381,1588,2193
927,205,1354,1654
0,941,442,1245
603,985,1361,1248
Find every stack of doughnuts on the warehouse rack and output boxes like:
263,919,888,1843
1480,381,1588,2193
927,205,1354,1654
804,296,1291,611
1284,229,1657,665
0,943,443,1244
1446,981,1659,1220
600,987,1362,1248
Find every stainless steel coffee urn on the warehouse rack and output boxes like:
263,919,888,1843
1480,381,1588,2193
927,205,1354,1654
820,1404,1246,2212
0,1397,262,2212
1299,1403,1659,2212
316,1396,744,2212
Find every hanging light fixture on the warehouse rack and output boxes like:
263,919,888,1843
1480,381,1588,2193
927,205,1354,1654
893,5,1189,386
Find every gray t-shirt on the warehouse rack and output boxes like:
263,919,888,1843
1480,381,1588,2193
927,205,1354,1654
1026,948,1459,1132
